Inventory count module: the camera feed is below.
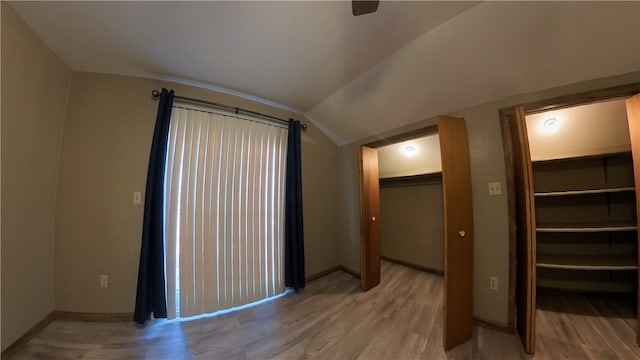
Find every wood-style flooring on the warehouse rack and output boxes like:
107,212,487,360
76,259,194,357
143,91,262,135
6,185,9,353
534,290,639,359
5,261,639,359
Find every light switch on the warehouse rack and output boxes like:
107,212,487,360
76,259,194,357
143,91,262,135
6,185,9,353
133,191,142,204
490,277,498,291
488,182,502,196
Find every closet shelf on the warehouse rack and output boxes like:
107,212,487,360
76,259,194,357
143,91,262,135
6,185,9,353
537,278,636,293
536,223,637,233
531,151,632,164
536,254,637,271
534,187,635,197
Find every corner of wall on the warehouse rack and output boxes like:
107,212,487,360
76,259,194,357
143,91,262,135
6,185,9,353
1,3,74,351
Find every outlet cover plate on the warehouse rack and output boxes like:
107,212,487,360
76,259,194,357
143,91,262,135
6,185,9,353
488,182,502,196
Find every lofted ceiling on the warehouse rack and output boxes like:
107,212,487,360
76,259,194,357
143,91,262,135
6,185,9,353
9,1,640,146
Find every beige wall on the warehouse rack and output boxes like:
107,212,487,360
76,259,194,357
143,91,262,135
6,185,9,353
4,0,640,344
54,72,340,312
1,3,73,350
338,71,640,326
380,184,444,271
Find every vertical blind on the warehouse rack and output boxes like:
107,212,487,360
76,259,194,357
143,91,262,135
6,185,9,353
164,105,287,319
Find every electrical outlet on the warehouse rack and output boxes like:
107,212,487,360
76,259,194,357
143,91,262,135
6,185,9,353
489,276,498,291
133,192,142,204
101,274,109,288
488,182,502,196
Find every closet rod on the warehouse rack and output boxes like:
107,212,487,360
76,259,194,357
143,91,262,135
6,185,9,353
151,89,307,130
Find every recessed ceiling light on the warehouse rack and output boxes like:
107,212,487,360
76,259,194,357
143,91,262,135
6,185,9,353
403,144,418,157
542,117,559,133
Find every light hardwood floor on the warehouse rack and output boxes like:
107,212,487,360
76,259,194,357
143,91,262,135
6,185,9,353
534,290,639,359
5,261,639,359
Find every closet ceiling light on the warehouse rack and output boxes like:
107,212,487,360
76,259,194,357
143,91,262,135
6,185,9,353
403,145,418,157
543,117,559,133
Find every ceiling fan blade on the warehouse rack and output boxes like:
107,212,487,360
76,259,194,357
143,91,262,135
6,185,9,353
352,0,379,16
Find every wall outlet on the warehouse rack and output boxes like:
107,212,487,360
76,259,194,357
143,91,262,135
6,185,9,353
101,274,109,288
133,191,142,204
489,276,498,291
488,182,502,196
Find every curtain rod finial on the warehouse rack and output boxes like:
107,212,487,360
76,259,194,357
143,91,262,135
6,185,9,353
151,90,161,99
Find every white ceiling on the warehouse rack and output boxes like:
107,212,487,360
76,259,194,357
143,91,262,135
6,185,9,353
378,134,441,178
526,98,631,161
379,98,632,178
9,1,640,146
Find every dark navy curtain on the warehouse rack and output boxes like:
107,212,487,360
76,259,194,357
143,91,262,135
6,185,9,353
134,88,174,324
284,119,305,290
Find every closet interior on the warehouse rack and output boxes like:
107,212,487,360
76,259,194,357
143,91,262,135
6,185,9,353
525,98,638,336
377,133,444,274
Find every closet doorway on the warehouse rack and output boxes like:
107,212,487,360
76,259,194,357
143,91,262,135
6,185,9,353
378,132,444,275
359,115,474,350
503,85,640,354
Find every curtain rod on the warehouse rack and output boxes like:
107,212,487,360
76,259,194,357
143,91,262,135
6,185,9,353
151,90,307,130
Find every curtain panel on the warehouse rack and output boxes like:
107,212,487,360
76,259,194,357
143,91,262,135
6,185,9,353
285,119,305,290
134,88,174,324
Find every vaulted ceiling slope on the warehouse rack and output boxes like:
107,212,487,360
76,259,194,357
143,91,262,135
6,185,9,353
9,1,640,146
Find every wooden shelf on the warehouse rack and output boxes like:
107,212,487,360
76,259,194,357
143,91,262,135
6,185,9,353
534,187,635,197
530,148,638,294
537,254,637,271
531,151,632,164
379,172,442,187
537,278,636,293
536,223,637,233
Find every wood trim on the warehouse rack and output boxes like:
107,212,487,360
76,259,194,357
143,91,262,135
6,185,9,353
305,265,362,282
500,84,640,353
380,255,444,276
473,317,515,335
516,106,537,354
364,124,438,148
624,93,640,345
519,82,640,114
499,108,517,331
339,265,361,279
379,172,442,188
503,106,537,353
305,266,341,283
1,312,54,359
52,311,133,322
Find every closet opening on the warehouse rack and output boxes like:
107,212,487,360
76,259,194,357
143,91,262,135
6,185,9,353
359,116,474,350
501,83,640,356
377,133,444,277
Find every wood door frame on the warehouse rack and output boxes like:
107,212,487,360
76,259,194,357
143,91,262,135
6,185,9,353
360,121,476,350
364,124,440,149
499,82,640,344
626,94,640,346
359,124,439,285
502,106,537,353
